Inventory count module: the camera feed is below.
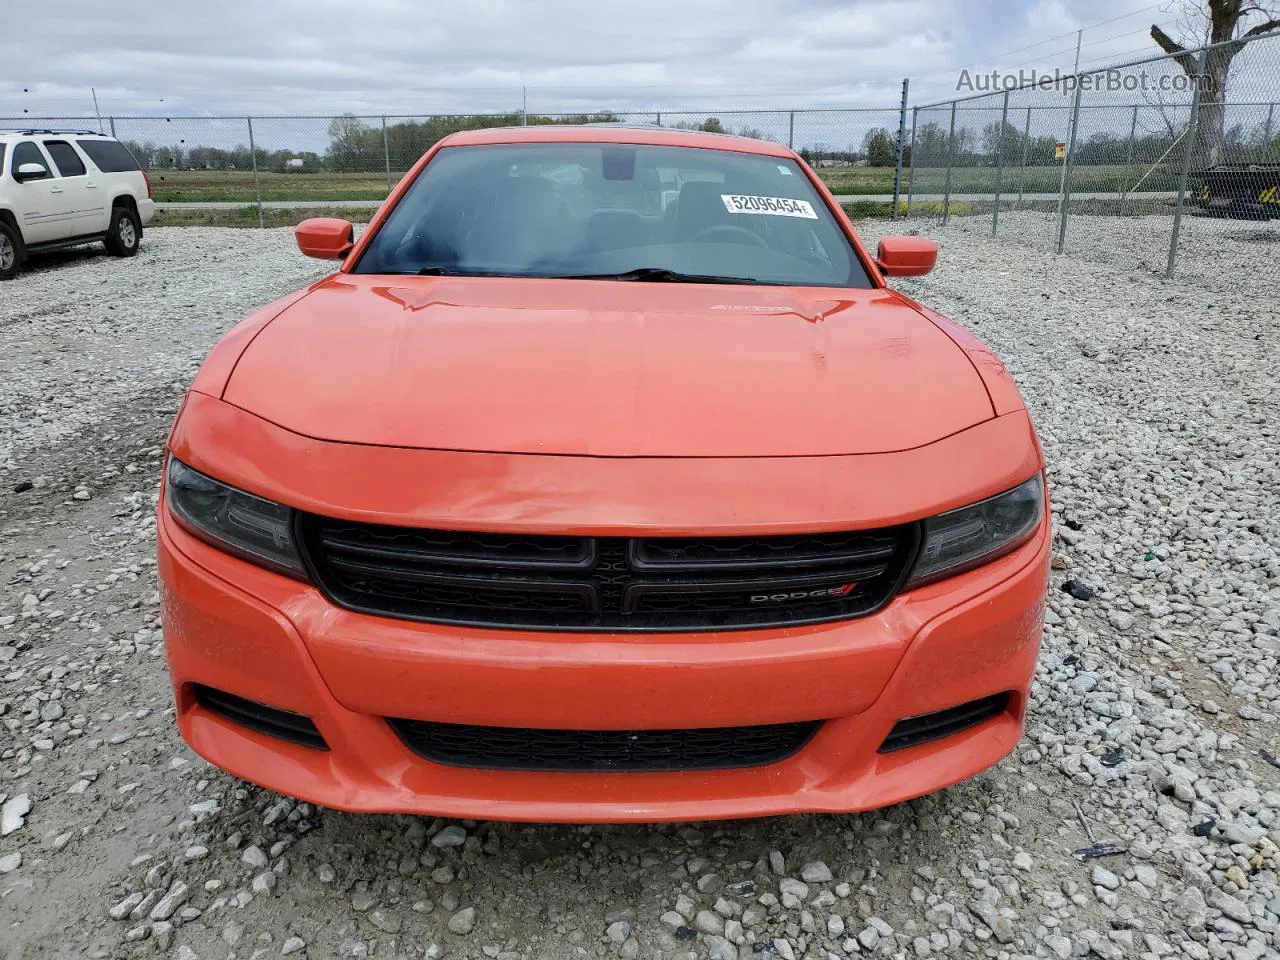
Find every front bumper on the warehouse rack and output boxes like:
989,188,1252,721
158,503,1048,822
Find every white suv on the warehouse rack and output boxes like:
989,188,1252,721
0,129,156,280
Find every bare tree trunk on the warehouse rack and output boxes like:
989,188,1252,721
1196,49,1230,168
1151,5,1280,172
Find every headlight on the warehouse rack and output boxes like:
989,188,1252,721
906,474,1044,587
165,458,307,579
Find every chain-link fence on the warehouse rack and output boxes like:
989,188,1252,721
4,34,1277,277
904,30,1280,277
0,108,910,211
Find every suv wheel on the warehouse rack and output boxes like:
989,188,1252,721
104,204,141,257
0,220,25,280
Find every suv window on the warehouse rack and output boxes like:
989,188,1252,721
11,141,52,180
44,140,87,177
0,144,5,173
76,139,142,173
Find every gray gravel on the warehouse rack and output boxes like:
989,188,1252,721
933,208,1280,296
1,224,1278,960
0,228,329,470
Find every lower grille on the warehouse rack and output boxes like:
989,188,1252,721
389,719,821,772
299,517,918,632
878,692,1011,753
193,685,328,750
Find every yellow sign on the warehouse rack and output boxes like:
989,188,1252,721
1261,186,1279,205
1055,143,1067,160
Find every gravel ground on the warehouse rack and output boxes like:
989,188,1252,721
933,209,1280,296
1,225,1277,960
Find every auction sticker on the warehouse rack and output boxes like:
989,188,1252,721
720,194,818,219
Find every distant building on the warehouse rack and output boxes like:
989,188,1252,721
286,158,305,171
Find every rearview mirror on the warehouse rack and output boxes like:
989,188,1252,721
14,162,50,184
295,218,355,260
875,236,938,277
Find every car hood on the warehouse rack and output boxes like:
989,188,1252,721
222,274,994,457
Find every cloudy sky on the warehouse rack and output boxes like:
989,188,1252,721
1,0,1219,120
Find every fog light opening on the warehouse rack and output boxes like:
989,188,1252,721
192,684,328,751
878,692,1013,753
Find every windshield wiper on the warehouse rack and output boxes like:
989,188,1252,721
411,266,765,284
415,266,498,276
561,267,764,284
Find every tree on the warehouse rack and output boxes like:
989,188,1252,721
862,128,896,166
669,117,772,140
1151,1,1280,168
326,114,376,171
912,122,949,166
981,120,1024,165
951,126,976,165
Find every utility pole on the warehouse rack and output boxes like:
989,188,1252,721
1168,47,1210,277
905,107,919,218
91,87,104,134
892,78,909,220
992,89,1009,236
1054,29,1083,254
382,116,391,194
247,117,264,229
1015,106,1031,209
942,101,957,226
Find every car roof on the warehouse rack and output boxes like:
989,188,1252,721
437,123,795,158
0,129,113,138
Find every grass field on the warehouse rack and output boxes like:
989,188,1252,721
150,206,375,228
148,170,398,203
146,163,1180,204
820,163,1179,195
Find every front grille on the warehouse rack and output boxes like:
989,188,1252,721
878,692,1012,753
389,719,821,771
192,684,328,750
298,517,917,632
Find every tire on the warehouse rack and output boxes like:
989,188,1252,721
0,219,25,280
104,203,142,257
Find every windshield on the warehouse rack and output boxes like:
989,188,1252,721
353,142,872,287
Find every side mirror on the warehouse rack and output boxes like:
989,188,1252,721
14,162,50,184
875,236,938,277
295,218,355,260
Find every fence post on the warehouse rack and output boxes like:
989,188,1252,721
1055,79,1084,255
788,111,795,150
892,79,910,220
993,90,1010,236
1264,102,1275,144
942,101,957,226
1168,47,1209,278
109,116,117,138
246,117,264,229
656,111,662,126
1016,106,1031,209
382,116,392,194
905,107,919,218
1120,104,1138,203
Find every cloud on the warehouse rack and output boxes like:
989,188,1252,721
1,0,1180,120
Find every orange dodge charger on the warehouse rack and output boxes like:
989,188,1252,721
158,125,1048,822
